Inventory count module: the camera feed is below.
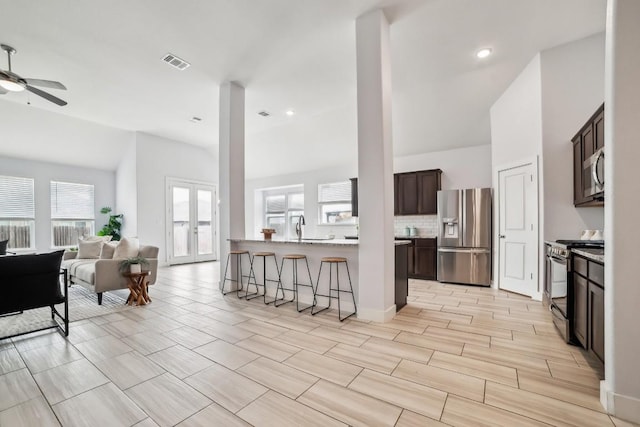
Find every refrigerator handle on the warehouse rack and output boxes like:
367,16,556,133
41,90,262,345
460,190,466,247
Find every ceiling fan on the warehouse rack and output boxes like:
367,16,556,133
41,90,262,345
0,44,67,106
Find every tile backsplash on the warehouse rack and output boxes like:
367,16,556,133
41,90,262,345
394,215,438,237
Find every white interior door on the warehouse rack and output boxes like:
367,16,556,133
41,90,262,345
497,161,538,296
167,179,217,265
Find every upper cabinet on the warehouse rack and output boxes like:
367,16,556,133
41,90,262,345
395,169,442,215
573,103,605,207
351,169,442,217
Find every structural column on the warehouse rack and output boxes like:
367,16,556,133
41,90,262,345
602,0,640,422
219,82,246,285
355,10,396,322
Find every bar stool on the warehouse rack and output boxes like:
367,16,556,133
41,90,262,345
276,254,315,312
247,252,282,305
220,250,255,299
311,257,356,321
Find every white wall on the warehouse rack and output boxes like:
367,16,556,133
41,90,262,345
490,54,544,292
395,144,492,190
134,132,218,263
541,33,605,241
0,156,115,253
0,99,133,171
115,142,138,237
491,54,544,168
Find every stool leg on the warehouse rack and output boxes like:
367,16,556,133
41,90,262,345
311,261,330,316
339,261,357,321
263,255,283,305
274,258,295,307
246,255,262,301
239,253,258,299
221,253,233,295
295,257,315,312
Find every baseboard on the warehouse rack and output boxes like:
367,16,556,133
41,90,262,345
531,291,543,301
357,304,396,323
601,380,640,424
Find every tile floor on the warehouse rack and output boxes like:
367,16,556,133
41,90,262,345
0,262,633,426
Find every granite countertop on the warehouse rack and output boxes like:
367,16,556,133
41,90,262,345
394,235,437,240
572,248,604,264
229,238,358,246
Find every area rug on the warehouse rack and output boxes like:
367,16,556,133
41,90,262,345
0,285,133,338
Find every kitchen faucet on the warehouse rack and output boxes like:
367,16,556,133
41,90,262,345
295,215,305,241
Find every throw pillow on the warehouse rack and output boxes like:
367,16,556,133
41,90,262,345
80,235,113,243
113,237,140,259
100,241,118,259
77,240,102,259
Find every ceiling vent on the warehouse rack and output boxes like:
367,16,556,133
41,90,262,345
257,111,271,117
162,53,190,70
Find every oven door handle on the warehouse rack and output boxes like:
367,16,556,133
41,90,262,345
548,254,567,263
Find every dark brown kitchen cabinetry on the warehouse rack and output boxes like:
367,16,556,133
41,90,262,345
350,169,441,217
350,178,358,217
572,103,604,207
397,169,442,216
572,252,605,367
573,273,588,348
413,238,437,280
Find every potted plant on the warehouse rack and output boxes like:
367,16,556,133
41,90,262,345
119,256,150,274
97,207,124,241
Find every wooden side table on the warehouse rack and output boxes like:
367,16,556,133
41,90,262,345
122,270,152,306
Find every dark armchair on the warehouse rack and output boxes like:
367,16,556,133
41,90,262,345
0,250,69,339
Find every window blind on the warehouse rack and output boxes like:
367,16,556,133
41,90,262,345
50,181,95,219
265,195,286,213
0,175,35,218
318,181,351,202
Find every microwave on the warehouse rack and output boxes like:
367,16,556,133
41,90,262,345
584,147,604,199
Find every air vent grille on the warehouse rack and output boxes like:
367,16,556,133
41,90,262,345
258,111,271,117
162,53,191,70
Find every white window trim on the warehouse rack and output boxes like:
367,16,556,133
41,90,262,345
261,185,304,239
317,181,355,226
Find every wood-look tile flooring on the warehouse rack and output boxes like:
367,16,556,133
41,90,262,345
0,262,632,426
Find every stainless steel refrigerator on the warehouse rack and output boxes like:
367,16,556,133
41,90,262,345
437,188,492,286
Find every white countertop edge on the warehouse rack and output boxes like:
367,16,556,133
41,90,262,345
229,238,358,246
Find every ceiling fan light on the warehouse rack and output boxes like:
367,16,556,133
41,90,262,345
0,79,25,92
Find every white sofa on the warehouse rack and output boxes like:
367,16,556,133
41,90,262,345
62,245,159,304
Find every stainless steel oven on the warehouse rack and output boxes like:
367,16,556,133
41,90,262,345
545,239,604,343
545,243,571,342
584,147,604,199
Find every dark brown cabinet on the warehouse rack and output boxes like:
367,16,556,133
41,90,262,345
588,282,605,364
572,103,604,207
573,273,588,348
396,172,419,215
350,169,441,217
395,243,409,311
403,237,437,280
572,253,605,368
396,169,442,216
414,246,437,279
350,178,358,217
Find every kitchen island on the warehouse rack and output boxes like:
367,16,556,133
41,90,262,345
229,238,410,320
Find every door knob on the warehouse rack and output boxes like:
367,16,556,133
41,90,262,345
499,234,506,239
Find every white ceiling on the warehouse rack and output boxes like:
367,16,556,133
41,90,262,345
0,0,606,178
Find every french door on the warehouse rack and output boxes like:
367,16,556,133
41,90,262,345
166,178,217,265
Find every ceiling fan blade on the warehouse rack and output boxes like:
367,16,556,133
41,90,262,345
26,85,67,106
24,78,67,90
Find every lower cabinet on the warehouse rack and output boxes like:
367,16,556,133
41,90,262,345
408,238,437,280
573,273,588,348
572,253,605,369
588,282,605,364
395,244,409,311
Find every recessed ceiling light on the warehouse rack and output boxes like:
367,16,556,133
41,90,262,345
286,110,295,116
476,48,492,59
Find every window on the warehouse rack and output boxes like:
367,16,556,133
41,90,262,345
50,181,95,247
262,186,304,239
318,181,353,225
0,175,35,249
